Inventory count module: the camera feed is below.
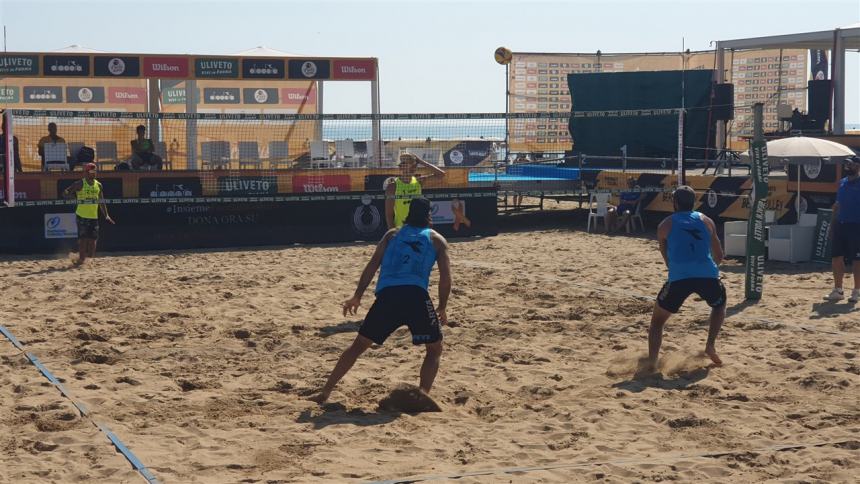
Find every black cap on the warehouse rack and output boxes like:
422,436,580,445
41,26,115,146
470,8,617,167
673,185,696,211
405,197,432,226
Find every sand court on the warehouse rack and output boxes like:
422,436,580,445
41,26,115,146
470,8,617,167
1,213,858,482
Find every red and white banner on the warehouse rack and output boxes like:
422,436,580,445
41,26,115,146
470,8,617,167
281,87,317,105
142,56,190,78
332,59,376,80
292,175,351,193
108,87,147,105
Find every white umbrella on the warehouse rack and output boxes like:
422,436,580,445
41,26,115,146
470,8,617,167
765,136,856,159
757,137,856,220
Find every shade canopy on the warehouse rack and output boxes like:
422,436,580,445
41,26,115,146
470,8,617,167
766,136,856,160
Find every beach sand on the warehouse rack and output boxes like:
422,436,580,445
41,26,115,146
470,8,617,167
1,208,858,483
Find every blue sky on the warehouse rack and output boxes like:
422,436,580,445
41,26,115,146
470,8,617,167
1,0,858,121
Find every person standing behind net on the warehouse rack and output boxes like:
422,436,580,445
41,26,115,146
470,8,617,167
385,152,446,229
309,197,452,404
825,155,860,302
647,185,726,370
63,163,115,265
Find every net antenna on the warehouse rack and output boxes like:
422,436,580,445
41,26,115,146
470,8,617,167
678,37,687,185
2,24,13,207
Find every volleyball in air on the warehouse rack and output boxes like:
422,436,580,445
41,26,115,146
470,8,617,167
494,47,513,65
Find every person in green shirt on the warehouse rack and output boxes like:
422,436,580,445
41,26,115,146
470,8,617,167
63,163,115,265
130,125,163,170
385,152,446,229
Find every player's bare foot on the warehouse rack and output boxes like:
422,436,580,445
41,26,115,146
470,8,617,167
705,346,723,366
307,391,330,404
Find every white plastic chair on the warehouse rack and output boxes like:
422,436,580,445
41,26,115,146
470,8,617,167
310,141,331,169
238,141,262,170
624,199,645,233
43,143,69,171
155,141,172,170
335,139,358,168
268,141,290,169
587,192,611,233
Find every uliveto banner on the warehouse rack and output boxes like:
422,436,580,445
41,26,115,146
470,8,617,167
744,139,768,300
811,208,833,263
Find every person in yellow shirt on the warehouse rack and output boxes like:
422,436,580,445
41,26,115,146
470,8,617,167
37,122,66,169
385,152,446,229
62,163,115,265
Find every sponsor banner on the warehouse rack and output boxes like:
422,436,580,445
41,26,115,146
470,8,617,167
43,55,90,76
0,54,39,76
332,59,375,80
143,56,190,78
66,86,106,104
0,86,19,103
162,87,199,104
292,175,351,193
241,58,285,79
281,87,316,105
94,56,141,77
0,179,41,200
811,208,833,263
218,176,277,196
203,87,240,104
431,201,457,224
108,87,146,105
243,87,279,104
0,189,497,252
810,50,828,80
195,57,239,78
443,141,496,167
57,178,123,199
745,139,768,301
288,59,331,80
23,86,63,103
139,177,203,198
44,213,78,239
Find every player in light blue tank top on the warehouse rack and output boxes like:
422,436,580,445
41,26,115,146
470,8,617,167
666,211,719,282
646,186,727,372
376,224,437,292
309,197,453,405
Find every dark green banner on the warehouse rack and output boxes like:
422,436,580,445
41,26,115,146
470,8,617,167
811,208,833,263
744,139,768,300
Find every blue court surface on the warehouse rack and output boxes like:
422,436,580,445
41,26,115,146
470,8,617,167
468,165,582,183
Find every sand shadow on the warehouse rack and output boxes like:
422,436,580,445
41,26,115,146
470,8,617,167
317,321,361,337
810,301,858,319
296,403,400,429
726,299,760,317
612,366,711,393
17,264,80,277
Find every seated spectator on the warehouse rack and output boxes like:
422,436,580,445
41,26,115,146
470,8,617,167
37,122,67,168
129,125,163,170
608,178,642,232
0,113,22,173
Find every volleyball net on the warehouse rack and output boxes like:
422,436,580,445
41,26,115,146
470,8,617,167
2,107,735,207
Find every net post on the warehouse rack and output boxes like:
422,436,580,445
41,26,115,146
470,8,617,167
676,108,685,185
370,66,381,167
185,80,198,169
3,109,14,207
744,103,768,301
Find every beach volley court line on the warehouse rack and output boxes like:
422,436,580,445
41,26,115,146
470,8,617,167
459,259,858,339
367,438,858,484
0,324,159,484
